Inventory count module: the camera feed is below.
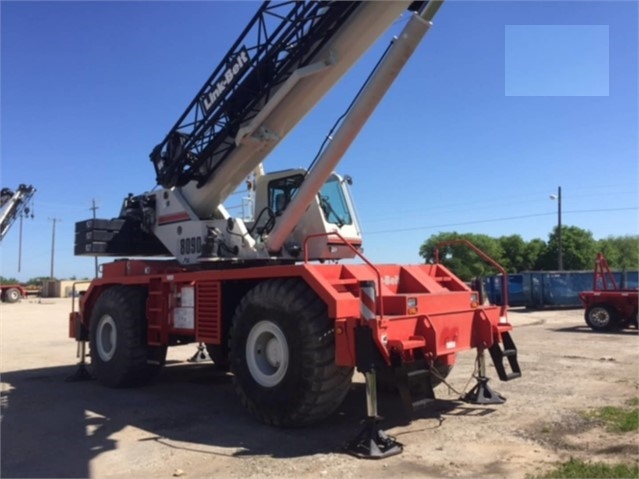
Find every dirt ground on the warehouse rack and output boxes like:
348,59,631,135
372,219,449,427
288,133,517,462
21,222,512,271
1,298,637,479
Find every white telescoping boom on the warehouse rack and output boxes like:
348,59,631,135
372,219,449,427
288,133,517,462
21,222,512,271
0,184,36,242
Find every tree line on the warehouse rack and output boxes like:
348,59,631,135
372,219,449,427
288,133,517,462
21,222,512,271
419,227,639,281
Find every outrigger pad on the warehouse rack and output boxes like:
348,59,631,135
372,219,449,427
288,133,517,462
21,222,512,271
344,417,403,459
462,377,505,405
66,363,94,382
187,343,209,363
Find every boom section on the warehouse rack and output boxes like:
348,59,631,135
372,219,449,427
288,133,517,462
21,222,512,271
266,1,440,253
0,184,36,242
151,1,363,190
151,1,416,219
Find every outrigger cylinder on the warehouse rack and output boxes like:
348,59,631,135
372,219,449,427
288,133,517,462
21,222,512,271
266,6,435,253
344,280,403,459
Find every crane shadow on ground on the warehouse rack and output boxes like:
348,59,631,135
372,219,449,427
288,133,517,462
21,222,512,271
0,360,499,478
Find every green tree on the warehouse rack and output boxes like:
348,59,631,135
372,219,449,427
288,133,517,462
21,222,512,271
26,276,52,286
419,229,636,276
597,235,639,270
0,276,20,284
538,225,598,270
419,232,503,281
498,234,527,272
525,238,547,270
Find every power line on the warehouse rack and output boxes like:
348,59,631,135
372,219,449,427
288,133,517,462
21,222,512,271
364,207,638,235
362,190,638,225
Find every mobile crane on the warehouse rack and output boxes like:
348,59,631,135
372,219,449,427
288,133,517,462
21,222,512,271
70,1,521,458
0,184,36,303
1,184,36,243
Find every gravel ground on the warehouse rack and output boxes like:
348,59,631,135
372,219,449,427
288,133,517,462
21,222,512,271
1,298,637,478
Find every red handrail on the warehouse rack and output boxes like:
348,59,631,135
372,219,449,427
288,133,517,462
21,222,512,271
593,252,618,290
303,231,384,320
434,239,508,316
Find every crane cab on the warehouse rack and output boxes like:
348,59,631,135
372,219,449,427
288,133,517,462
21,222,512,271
251,169,362,261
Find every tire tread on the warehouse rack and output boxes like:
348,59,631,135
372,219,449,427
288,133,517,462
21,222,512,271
230,278,353,427
90,285,163,388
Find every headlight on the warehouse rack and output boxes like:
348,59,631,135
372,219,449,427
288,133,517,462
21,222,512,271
470,292,479,308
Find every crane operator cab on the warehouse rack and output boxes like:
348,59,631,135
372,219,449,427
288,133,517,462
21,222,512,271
103,168,363,266
251,168,362,261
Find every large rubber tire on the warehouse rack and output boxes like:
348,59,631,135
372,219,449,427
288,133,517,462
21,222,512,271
229,279,353,427
90,286,166,388
585,304,617,332
2,288,21,303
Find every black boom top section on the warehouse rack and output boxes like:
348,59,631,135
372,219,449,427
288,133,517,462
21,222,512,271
150,1,363,189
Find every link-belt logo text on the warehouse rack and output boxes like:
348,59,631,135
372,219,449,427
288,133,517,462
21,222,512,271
202,47,250,113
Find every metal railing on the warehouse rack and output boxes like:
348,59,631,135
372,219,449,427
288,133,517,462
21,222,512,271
303,231,384,320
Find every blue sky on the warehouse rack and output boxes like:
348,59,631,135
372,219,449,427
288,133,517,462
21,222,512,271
1,1,637,281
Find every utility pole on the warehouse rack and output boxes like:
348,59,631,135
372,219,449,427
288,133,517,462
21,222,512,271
557,186,563,271
49,218,61,278
18,215,23,272
18,202,34,273
549,186,563,271
90,199,99,277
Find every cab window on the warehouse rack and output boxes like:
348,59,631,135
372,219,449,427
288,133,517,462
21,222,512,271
319,176,352,226
268,174,304,215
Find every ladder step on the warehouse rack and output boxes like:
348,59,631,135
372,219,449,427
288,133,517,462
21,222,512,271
488,330,521,382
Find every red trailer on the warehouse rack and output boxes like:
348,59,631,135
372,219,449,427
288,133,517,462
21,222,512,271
0,284,27,303
578,253,638,331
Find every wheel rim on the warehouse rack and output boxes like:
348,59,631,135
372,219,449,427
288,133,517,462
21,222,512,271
96,314,117,361
589,307,611,328
8,290,19,301
246,320,289,388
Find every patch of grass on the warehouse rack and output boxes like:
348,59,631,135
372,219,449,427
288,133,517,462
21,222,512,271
533,458,639,479
584,401,639,433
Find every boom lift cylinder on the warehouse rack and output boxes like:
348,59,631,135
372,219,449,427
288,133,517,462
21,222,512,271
266,7,434,253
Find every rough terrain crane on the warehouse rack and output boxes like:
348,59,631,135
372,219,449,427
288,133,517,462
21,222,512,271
70,1,521,457
0,184,36,302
